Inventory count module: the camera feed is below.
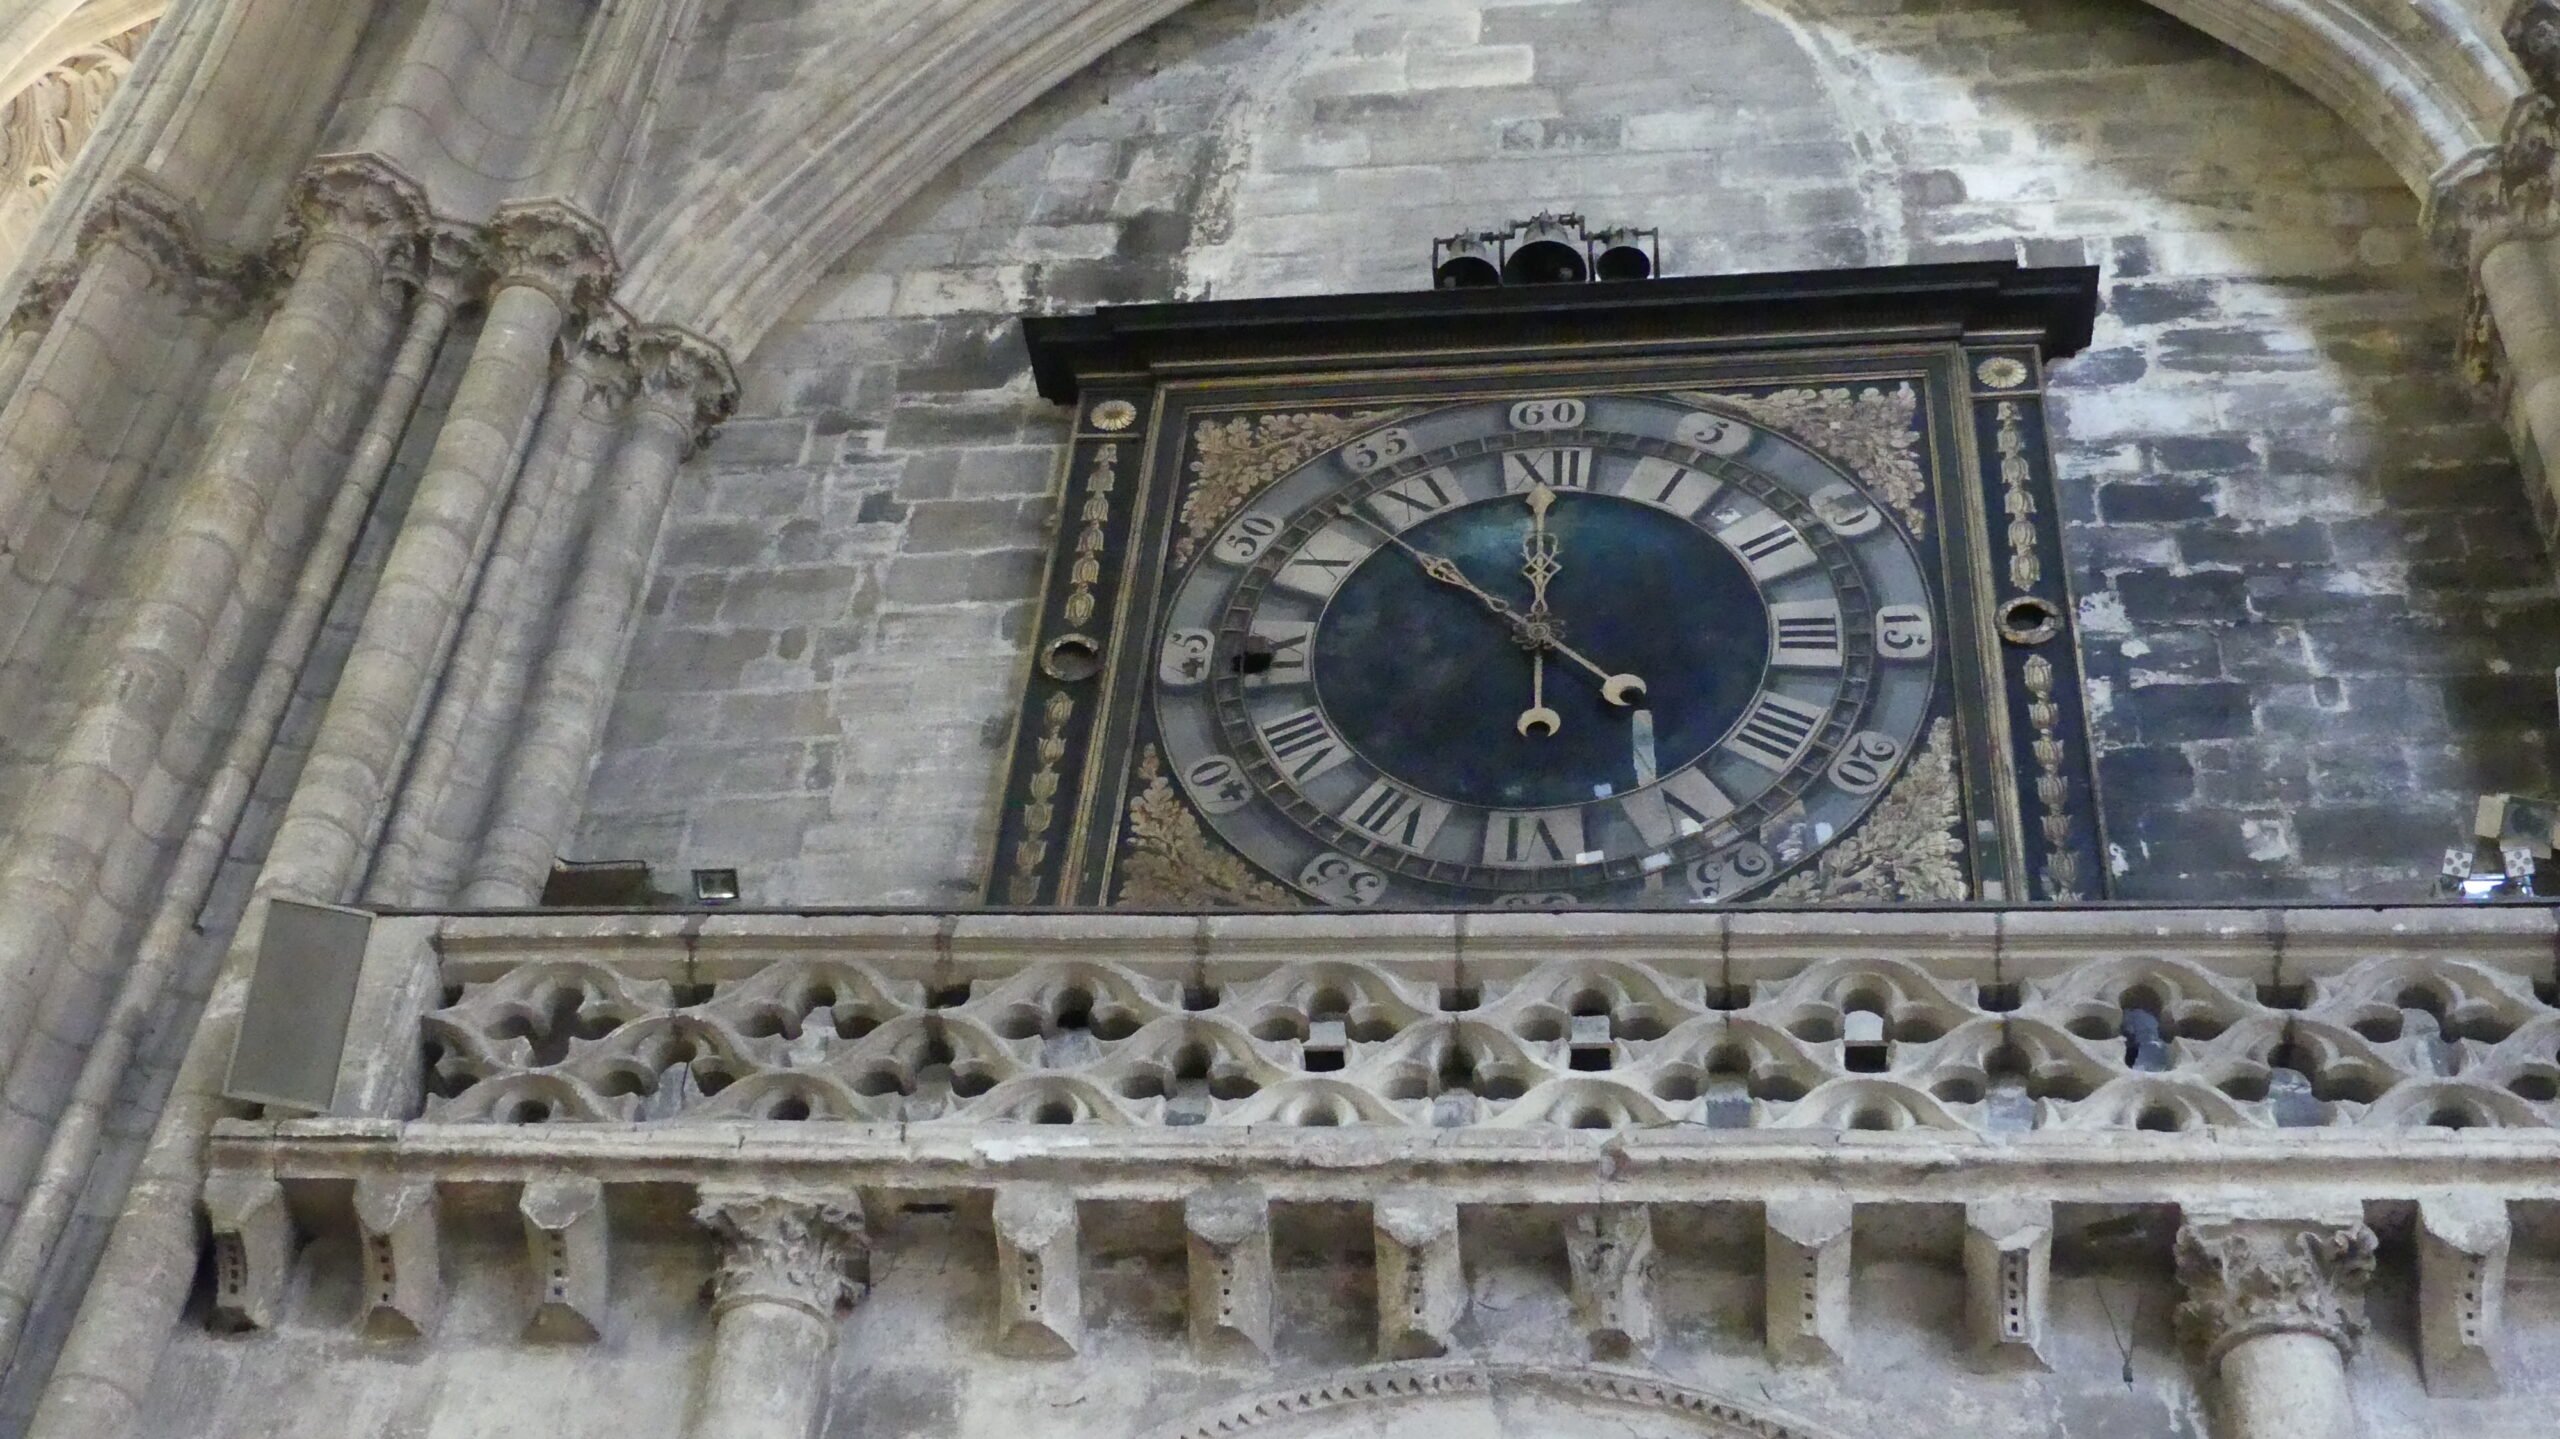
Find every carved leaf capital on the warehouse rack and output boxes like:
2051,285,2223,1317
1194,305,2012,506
415,221,488,309
77,170,197,279
486,198,619,316
695,1188,867,1319
291,153,428,272
632,321,741,449
2174,1215,2377,1365
2508,0,2560,99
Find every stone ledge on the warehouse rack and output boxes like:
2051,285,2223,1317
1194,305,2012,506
212,1119,2560,1204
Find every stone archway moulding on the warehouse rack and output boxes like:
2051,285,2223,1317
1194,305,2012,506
619,0,2524,361
1135,1363,1852,1439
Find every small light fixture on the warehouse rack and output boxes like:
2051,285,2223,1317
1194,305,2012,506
692,867,741,905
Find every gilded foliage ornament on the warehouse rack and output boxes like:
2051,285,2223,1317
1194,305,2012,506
1766,718,1965,903
1116,747,1295,908
1177,410,1413,564
1680,384,1928,537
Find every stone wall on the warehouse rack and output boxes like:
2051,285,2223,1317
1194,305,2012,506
575,0,2560,905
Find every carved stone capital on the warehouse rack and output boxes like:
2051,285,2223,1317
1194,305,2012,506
8,259,81,334
2174,1213,2377,1367
418,222,487,310
2509,0,2560,98
486,199,618,318
570,305,640,408
631,322,740,451
76,172,198,281
694,1188,866,1321
292,153,428,274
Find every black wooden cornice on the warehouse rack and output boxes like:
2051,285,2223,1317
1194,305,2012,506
1020,260,2101,402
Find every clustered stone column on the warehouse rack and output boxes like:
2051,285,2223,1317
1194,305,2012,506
0,216,481,1365
463,325,736,905
689,1190,868,1439
2465,0,2560,555
262,199,616,905
0,153,423,1084
2175,1210,2379,1439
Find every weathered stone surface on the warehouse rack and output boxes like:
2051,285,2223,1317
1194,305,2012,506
581,0,2559,907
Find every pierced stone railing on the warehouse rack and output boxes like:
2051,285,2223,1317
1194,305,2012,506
200,905,2560,1419
399,906,2560,1136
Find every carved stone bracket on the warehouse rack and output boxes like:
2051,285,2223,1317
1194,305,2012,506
1184,1184,1274,1359
1565,1205,1655,1360
202,1172,296,1334
352,1173,443,1339
2416,1195,2510,1395
1373,1192,1464,1359
2173,1209,2378,1367
1964,1198,2052,1369
1764,1196,1853,1364
486,198,619,321
991,1183,1081,1357
694,1187,867,1322
519,1177,610,1343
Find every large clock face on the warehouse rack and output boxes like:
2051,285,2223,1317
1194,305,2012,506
1147,392,1946,907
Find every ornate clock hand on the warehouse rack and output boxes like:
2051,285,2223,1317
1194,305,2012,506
1517,651,1560,737
1339,505,1528,627
1339,504,1646,706
1521,481,1560,619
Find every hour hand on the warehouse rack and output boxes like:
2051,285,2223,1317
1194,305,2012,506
1517,651,1561,737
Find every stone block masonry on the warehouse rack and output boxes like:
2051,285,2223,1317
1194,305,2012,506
578,0,2559,904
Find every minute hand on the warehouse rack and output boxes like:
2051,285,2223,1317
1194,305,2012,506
1340,507,1647,707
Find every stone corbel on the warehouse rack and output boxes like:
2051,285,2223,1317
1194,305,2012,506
1763,1196,1853,1364
519,1177,610,1343
1964,1198,2052,1369
2416,1195,2510,1395
1564,1204,1654,1360
1184,1184,1273,1359
991,1183,1081,1357
352,1173,443,1339
203,1172,296,1333
696,1188,867,1320
1373,1192,1464,1359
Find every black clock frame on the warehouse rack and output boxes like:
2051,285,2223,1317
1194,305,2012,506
989,260,2105,908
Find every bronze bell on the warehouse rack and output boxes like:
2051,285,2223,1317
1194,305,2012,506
1591,227,1659,282
1431,231,1503,289
1502,212,1589,285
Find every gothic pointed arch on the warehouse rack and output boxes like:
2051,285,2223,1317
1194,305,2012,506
620,0,2522,356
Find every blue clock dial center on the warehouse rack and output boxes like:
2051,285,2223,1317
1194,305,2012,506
1311,492,1769,811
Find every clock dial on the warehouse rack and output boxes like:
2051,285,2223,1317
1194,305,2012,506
1147,391,1944,908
